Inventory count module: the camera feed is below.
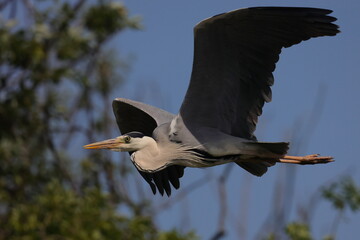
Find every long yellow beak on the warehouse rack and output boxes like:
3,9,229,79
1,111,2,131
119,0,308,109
83,138,123,150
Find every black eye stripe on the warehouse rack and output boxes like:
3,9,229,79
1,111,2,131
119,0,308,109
125,131,145,138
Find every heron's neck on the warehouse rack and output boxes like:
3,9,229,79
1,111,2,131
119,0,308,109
136,136,160,157
131,138,183,172
131,137,163,171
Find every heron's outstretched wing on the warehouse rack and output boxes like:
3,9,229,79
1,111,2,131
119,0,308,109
180,7,339,140
112,98,185,196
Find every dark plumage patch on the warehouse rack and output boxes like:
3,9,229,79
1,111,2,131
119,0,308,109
137,165,185,197
125,131,145,138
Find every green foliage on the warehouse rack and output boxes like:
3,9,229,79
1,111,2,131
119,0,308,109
0,1,195,239
56,27,90,60
262,176,360,240
6,181,126,239
84,2,138,42
158,230,199,240
264,233,276,240
322,176,360,212
3,180,195,240
284,222,312,240
322,236,335,240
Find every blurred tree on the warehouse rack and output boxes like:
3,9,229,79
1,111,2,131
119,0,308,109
262,176,360,240
0,0,196,239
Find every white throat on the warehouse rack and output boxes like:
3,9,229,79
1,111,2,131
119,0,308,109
130,136,165,171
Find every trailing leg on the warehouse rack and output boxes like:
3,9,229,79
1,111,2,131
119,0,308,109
279,154,334,164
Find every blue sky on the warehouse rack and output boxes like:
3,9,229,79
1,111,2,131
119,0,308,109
113,1,360,239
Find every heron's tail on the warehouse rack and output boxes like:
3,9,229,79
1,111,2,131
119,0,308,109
244,141,289,158
236,141,289,176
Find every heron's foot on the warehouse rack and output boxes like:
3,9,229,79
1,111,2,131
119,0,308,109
279,154,334,165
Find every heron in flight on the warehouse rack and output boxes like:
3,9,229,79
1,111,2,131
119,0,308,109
84,7,339,196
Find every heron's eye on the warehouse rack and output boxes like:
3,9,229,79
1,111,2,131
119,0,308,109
124,136,131,143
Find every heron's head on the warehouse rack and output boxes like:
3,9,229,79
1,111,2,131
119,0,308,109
83,131,149,152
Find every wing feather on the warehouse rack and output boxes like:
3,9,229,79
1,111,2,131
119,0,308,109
180,7,339,140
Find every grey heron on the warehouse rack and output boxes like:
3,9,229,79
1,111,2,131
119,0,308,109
84,7,339,196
